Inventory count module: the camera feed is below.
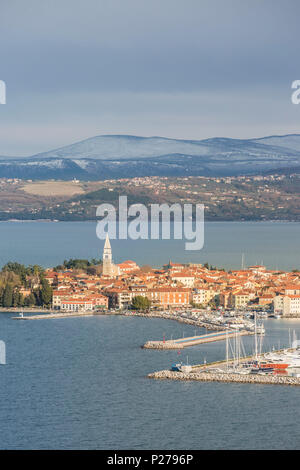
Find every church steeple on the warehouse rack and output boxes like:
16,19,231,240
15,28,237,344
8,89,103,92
104,233,111,254
102,233,113,276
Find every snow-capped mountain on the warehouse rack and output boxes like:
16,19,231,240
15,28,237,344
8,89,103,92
30,134,300,161
1,134,300,180
31,135,211,160
253,134,300,152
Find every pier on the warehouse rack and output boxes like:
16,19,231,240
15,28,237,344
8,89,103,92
143,329,252,349
148,369,300,386
12,311,102,320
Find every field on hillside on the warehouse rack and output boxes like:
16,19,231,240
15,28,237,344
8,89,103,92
0,173,299,221
21,181,85,197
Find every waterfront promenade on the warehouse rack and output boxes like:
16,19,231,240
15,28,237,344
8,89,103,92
10,309,225,330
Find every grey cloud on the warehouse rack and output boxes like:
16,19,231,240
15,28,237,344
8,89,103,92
0,0,300,154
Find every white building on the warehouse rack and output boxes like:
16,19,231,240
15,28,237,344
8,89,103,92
273,295,284,314
283,295,300,317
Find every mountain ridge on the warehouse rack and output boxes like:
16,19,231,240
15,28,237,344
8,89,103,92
29,133,300,161
1,133,300,180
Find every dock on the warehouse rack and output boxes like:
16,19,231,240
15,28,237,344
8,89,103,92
12,311,102,320
143,329,252,349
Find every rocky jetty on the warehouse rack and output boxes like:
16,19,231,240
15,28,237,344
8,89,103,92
143,340,178,349
148,369,300,386
124,311,225,331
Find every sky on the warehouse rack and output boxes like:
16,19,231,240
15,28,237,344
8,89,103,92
0,0,300,155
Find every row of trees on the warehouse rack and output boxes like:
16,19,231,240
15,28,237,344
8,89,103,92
131,296,151,311
0,262,53,308
1,262,44,286
53,258,102,274
203,262,225,271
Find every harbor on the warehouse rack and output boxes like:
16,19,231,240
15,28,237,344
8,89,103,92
148,318,300,386
10,308,265,329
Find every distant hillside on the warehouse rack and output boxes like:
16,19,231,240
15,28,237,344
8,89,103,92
1,134,300,180
253,134,300,152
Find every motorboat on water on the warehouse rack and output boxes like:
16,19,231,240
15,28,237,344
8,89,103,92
171,362,192,373
263,348,300,369
243,359,289,371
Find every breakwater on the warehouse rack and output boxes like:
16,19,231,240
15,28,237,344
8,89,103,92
148,369,300,386
12,311,97,320
11,309,231,329
143,329,251,349
123,311,229,331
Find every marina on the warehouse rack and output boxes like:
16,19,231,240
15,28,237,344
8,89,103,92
148,322,300,386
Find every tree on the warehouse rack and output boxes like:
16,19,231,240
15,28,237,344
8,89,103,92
12,290,20,307
63,258,102,270
18,293,25,307
86,266,97,276
2,284,13,307
24,293,36,307
208,298,217,309
40,279,53,307
2,262,27,284
131,296,151,311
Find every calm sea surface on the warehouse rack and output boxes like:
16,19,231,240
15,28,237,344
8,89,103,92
0,315,300,450
0,221,300,449
0,220,299,270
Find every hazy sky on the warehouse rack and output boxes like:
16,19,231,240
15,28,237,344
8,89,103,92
0,0,300,155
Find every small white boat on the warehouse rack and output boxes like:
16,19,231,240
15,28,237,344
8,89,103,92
180,365,192,374
18,309,25,319
256,324,265,335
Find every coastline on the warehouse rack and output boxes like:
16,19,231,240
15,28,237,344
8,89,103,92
0,219,299,223
8,309,224,328
0,307,56,314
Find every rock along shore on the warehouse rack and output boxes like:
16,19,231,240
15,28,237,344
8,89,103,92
123,311,226,330
148,369,300,386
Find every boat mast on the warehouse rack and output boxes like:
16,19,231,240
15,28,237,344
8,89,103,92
259,329,263,356
254,312,258,361
237,331,240,367
226,331,229,370
293,330,297,349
